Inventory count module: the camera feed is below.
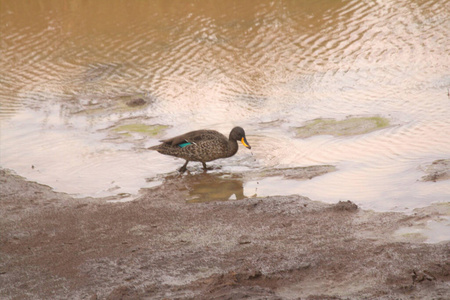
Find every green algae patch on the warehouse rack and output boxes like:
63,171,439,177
294,116,390,138
397,232,427,243
113,124,169,137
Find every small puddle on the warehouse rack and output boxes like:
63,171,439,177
394,216,450,244
152,165,338,204
185,173,246,203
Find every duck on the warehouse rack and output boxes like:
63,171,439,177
148,126,251,173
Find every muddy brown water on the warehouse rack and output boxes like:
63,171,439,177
0,1,449,232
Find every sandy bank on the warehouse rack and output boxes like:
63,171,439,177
0,169,449,299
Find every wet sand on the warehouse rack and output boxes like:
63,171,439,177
1,168,449,299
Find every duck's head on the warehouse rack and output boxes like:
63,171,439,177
230,126,251,149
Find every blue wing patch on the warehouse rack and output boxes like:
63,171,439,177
178,142,192,148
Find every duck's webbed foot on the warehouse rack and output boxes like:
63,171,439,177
179,160,189,173
202,162,215,171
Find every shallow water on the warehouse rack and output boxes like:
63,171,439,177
1,0,449,219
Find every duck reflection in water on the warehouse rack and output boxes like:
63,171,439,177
186,173,246,203
153,172,246,203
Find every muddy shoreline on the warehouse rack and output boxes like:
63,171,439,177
0,168,449,299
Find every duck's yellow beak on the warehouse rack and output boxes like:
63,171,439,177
241,137,251,149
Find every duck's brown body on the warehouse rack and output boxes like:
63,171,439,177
149,127,251,172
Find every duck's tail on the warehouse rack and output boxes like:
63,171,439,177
147,144,160,150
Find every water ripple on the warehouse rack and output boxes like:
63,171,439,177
1,0,449,209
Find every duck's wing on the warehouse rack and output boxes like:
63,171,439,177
161,130,224,147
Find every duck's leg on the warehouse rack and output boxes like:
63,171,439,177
179,160,189,173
